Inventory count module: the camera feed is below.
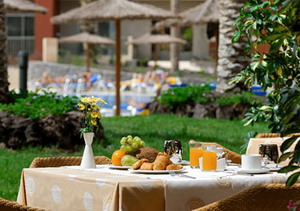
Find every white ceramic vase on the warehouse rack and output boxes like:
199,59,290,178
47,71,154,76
80,132,96,169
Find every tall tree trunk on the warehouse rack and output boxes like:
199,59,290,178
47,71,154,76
80,0,97,71
170,0,179,73
216,0,248,92
0,0,10,103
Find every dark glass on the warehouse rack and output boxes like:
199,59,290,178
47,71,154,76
164,140,182,162
259,144,279,163
7,17,22,36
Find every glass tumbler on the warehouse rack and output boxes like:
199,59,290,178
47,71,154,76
202,145,217,171
189,141,203,168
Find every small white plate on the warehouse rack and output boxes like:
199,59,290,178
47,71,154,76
128,167,186,174
174,160,190,165
108,165,132,170
237,168,270,174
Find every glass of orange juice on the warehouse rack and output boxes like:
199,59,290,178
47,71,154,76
189,141,203,168
202,145,217,171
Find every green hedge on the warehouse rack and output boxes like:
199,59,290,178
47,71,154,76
159,85,263,109
0,90,79,119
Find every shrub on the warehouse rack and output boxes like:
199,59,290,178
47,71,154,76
159,85,211,109
159,85,262,109
0,90,79,119
215,92,262,106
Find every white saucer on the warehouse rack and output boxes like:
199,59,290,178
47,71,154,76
237,168,270,174
108,165,131,170
174,160,190,165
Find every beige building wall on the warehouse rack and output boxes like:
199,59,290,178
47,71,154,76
193,24,210,60
121,20,152,59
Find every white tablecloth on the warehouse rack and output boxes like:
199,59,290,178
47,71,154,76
18,165,288,211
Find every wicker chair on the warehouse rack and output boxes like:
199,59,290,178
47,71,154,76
205,142,241,164
256,133,281,138
256,132,300,138
0,197,46,211
194,184,300,211
29,156,111,168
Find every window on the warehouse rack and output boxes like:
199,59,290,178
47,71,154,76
6,14,35,55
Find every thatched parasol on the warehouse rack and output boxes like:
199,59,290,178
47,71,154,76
127,34,186,68
155,0,219,29
128,34,187,45
59,32,115,72
192,0,219,24
4,0,47,14
52,0,176,116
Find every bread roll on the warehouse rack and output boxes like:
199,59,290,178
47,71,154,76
132,159,149,170
140,162,154,170
153,153,170,170
166,164,183,170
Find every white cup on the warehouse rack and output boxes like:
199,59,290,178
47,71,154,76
241,154,262,170
216,158,226,171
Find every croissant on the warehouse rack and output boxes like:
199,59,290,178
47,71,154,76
140,162,154,170
153,152,170,170
132,159,149,170
166,164,183,170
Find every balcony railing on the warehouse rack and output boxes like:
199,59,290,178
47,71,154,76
7,36,34,56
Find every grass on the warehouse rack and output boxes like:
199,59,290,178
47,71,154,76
0,114,268,201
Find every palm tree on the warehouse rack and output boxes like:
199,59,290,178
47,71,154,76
170,0,180,73
216,0,248,92
0,0,10,103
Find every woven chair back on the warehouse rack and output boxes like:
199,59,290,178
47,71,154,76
194,184,300,211
0,197,46,211
205,142,241,164
29,156,111,168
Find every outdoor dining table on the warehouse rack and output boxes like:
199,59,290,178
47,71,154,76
17,165,288,211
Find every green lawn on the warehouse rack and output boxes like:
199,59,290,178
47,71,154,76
0,114,268,201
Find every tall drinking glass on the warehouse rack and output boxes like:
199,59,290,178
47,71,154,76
202,145,217,171
189,141,203,168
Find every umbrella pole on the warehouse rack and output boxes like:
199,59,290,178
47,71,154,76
85,43,90,72
154,44,158,70
115,19,121,116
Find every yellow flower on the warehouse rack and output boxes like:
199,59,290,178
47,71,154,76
97,112,101,118
78,103,85,110
91,96,98,103
98,98,107,105
91,120,97,126
81,97,90,103
94,104,101,110
91,112,98,118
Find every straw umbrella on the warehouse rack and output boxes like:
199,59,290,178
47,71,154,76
127,34,186,69
155,0,219,29
51,0,176,116
59,32,115,72
4,0,47,13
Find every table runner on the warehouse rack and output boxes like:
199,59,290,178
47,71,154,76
17,165,288,211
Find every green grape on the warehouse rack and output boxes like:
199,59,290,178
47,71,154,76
132,142,139,149
120,145,127,153
127,135,133,140
125,145,133,153
139,141,145,147
133,136,141,142
127,138,133,144
120,137,127,145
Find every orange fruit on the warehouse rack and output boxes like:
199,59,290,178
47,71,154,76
112,150,126,166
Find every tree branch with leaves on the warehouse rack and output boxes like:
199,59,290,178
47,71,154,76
232,0,300,186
